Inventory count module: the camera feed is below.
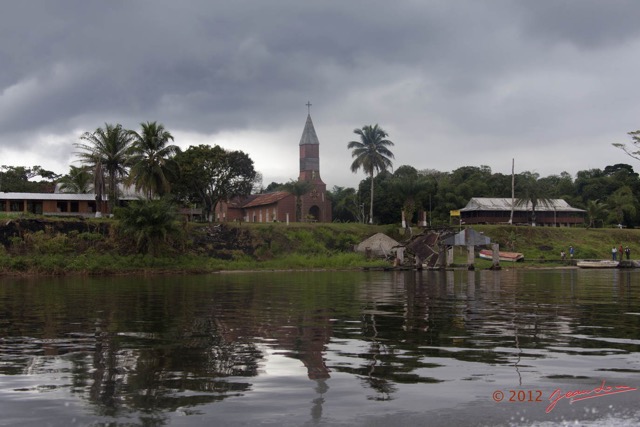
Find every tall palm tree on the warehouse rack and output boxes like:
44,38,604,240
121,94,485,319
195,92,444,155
127,121,178,198
348,125,395,224
57,165,92,194
282,179,314,222
76,123,133,213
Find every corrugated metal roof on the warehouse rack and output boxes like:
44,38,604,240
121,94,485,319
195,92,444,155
0,192,137,201
242,191,290,208
460,197,585,213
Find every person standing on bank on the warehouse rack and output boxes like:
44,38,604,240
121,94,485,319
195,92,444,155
569,246,574,259
625,246,631,260
612,246,618,261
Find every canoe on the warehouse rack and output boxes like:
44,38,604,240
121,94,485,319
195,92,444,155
478,249,524,262
576,260,619,269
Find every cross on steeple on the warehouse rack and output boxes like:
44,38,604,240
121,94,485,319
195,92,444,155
306,101,312,114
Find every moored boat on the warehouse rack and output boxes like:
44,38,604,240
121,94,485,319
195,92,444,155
576,260,619,268
478,249,524,262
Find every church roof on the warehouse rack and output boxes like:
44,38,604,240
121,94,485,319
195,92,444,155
241,191,290,208
299,114,320,146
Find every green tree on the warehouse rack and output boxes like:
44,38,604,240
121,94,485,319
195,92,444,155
613,130,640,161
607,186,636,226
57,165,92,194
390,166,430,228
586,200,607,228
514,172,555,226
127,121,179,198
329,186,362,223
0,165,59,192
171,145,256,221
281,179,314,222
76,123,133,212
115,198,181,256
348,124,394,224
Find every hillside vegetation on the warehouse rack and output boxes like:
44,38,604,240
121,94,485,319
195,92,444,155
1,216,638,275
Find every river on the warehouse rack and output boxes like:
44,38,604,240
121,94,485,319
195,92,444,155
1,269,639,426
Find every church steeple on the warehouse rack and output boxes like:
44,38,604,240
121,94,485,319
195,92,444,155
296,102,331,222
299,106,324,184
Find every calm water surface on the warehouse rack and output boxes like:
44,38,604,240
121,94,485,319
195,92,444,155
1,269,640,426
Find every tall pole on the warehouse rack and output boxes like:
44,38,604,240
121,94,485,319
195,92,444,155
509,158,515,225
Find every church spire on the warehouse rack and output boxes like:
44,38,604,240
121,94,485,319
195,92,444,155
298,104,323,183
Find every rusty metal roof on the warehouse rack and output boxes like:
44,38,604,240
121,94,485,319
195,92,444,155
241,191,291,208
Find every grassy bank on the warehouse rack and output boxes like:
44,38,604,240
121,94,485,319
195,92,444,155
0,218,395,275
1,216,638,275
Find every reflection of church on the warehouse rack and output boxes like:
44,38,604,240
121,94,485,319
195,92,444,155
216,109,332,222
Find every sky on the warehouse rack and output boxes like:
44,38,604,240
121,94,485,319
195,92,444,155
2,0,640,189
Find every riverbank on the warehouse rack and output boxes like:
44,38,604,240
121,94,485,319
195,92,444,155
1,217,639,275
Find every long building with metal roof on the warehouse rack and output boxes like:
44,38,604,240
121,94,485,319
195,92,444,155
459,197,586,226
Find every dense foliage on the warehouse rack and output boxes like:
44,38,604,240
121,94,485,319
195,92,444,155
329,163,640,228
6,119,640,230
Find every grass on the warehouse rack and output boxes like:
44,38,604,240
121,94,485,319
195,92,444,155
3,218,639,276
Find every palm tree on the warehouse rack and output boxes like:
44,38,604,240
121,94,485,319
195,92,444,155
127,121,179,198
515,172,554,226
116,198,181,256
391,173,429,231
348,125,395,224
282,179,314,222
57,165,92,194
586,200,607,228
75,123,133,213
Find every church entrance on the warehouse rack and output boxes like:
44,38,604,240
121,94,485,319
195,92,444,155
308,205,321,222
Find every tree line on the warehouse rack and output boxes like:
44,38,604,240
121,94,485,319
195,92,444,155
3,122,640,228
2,121,258,221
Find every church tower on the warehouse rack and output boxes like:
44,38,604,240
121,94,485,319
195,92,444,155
298,103,331,222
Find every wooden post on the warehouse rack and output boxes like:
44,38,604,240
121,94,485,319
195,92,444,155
467,244,475,270
491,243,500,269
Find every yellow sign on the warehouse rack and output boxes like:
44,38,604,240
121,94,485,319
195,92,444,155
450,210,461,217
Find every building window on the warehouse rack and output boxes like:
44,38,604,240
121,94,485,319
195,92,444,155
57,201,68,212
10,201,22,212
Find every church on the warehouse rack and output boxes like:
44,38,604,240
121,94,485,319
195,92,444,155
215,110,332,223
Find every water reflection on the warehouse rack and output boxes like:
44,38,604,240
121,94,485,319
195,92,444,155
1,269,640,426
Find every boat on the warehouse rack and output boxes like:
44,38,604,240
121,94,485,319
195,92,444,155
478,249,524,262
576,260,619,269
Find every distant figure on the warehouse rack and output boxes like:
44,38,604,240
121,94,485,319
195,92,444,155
625,246,631,260
569,246,574,259
619,245,624,257
560,250,566,261
612,247,617,261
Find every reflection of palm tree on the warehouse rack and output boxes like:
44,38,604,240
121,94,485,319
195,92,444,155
348,125,395,224
363,313,396,401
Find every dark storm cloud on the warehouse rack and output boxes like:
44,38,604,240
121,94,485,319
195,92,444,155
1,1,640,184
